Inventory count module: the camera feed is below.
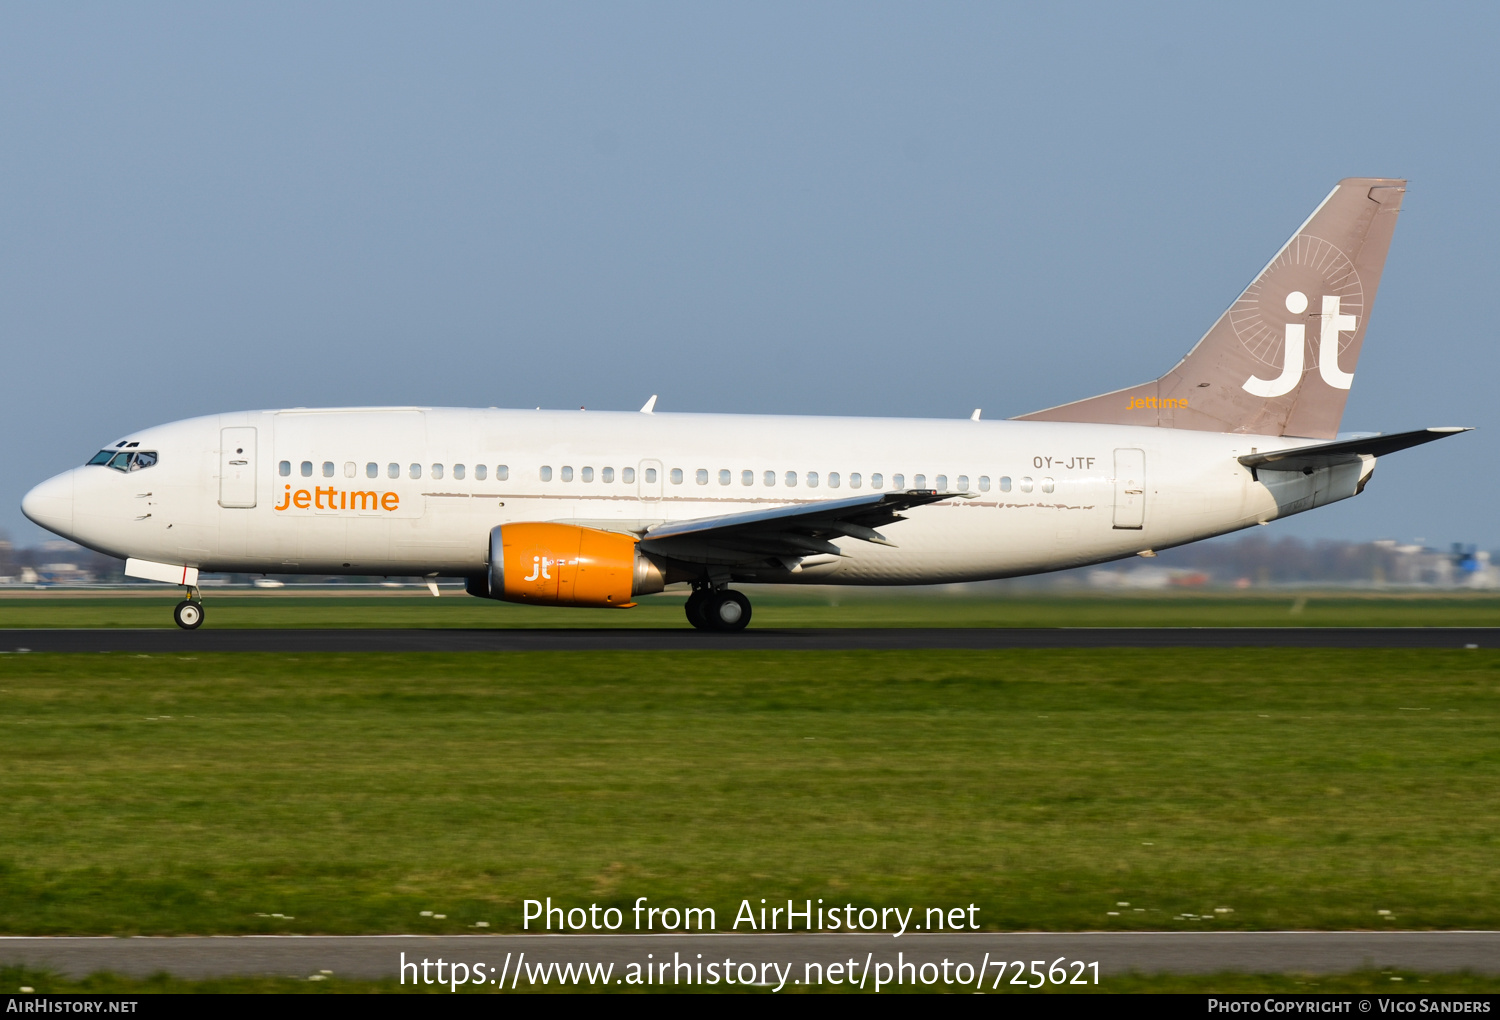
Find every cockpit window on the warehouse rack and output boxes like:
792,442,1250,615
88,449,158,472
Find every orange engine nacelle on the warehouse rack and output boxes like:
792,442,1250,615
486,523,665,608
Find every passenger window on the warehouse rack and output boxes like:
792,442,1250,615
1042,477,1055,493
497,465,509,481
871,473,883,489
828,472,840,488
742,470,753,486
764,470,776,487
957,475,968,490
935,475,947,490
279,461,291,477
807,472,819,487
1020,477,1034,493
540,466,553,481
850,472,862,489
671,468,683,484
1000,476,1011,492
367,462,378,479
344,462,356,478
388,463,400,479
914,474,926,489
979,475,990,491
322,462,334,478
474,464,487,481
696,469,708,485
410,464,422,479
432,464,444,480
892,474,904,489
602,467,614,483
719,469,731,485
301,461,313,477
629,467,641,483
643,467,654,483
561,466,573,482
785,471,797,487
453,464,465,480
581,467,593,482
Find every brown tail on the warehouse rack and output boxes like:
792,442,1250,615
1016,178,1406,439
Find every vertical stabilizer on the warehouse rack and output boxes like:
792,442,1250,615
1016,178,1406,438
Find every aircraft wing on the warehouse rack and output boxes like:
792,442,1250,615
1239,427,1471,473
639,489,960,564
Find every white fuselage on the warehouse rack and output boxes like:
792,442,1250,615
22,407,1372,584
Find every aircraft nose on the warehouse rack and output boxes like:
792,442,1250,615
21,470,76,537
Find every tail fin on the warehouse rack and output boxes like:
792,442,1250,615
1016,178,1406,439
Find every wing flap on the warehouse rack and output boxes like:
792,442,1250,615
640,490,960,563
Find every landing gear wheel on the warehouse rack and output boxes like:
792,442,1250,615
685,590,711,630
704,590,751,632
173,600,205,630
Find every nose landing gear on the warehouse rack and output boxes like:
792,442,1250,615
173,587,205,630
685,587,751,632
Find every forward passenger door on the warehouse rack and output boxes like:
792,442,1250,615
219,428,258,508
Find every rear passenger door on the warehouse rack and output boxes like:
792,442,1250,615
1112,448,1145,529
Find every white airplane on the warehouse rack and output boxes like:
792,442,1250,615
22,178,1469,630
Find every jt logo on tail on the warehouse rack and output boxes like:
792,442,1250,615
1242,291,1358,397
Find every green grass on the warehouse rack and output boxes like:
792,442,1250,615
3,590,1500,628
1,649,1497,936
4,964,1499,994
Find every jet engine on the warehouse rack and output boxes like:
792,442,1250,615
469,523,665,608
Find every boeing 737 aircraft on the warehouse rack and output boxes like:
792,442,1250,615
22,178,1469,630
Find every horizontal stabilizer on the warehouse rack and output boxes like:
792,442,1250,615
1239,427,1471,471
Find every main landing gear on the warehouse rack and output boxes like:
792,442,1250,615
173,587,205,630
685,587,752,632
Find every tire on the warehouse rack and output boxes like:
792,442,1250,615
685,591,711,630
704,590,751,632
173,600,205,630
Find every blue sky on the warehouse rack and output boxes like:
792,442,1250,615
3,3,1496,548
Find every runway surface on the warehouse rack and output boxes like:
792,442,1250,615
3,933,1496,981
3,627,1499,653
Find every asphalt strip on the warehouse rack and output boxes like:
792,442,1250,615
3,627,1500,653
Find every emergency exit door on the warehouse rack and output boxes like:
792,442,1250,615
220,427,258,508
1112,448,1145,529
637,459,664,504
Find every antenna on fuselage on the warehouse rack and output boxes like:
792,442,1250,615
640,395,658,414
970,408,981,421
